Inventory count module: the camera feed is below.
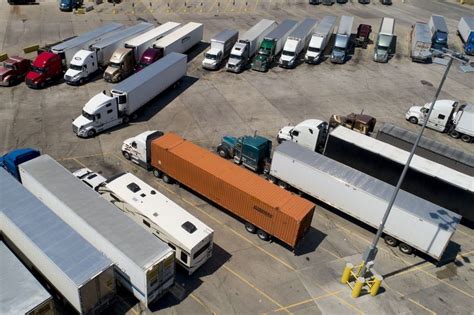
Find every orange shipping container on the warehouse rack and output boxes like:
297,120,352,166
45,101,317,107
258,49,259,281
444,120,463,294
150,133,315,249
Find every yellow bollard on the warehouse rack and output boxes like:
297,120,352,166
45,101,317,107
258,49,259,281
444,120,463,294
370,274,383,296
351,277,365,298
341,263,353,284
0,53,8,62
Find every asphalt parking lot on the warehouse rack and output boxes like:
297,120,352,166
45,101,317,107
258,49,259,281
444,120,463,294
1,0,473,314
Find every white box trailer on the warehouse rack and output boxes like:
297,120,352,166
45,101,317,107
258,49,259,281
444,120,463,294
202,29,239,70
18,155,176,307
100,172,214,275
305,15,336,64
0,242,55,315
410,22,432,62
0,168,116,315
73,53,187,138
268,142,461,260
151,22,204,58
279,18,318,68
51,22,124,67
226,19,277,73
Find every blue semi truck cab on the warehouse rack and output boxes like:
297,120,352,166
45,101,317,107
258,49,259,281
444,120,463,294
217,135,272,173
0,148,40,181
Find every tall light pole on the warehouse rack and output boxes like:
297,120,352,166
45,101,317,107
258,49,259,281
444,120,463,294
349,48,470,286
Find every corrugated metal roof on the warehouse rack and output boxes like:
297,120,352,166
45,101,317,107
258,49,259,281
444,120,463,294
0,242,52,315
19,155,172,268
0,168,113,286
156,133,314,221
378,123,474,167
276,141,461,231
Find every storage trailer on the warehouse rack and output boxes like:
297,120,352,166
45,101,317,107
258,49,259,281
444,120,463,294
0,168,116,315
279,18,318,68
305,16,337,64
73,53,187,138
122,132,316,249
99,172,214,275
18,155,176,306
324,127,474,222
268,141,461,260
226,19,277,73
0,242,55,315
410,22,432,62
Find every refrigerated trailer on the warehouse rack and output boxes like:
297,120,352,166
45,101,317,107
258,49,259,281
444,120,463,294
376,123,474,176
268,141,461,260
18,155,176,306
73,53,187,138
0,168,116,315
122,132,315,249
99,172,214,275
324,127,474,222
0,242,55,315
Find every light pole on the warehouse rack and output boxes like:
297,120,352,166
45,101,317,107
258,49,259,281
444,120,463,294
342,48,470,297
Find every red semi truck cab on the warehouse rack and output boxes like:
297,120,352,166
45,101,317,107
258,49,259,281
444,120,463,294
25,52,63,89
0,56,31,87
135,47,163,72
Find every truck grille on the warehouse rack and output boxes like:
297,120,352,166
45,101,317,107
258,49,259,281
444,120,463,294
64,75,71,81
25,79,33,86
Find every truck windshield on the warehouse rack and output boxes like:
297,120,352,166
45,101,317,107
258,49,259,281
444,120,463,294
31,65,44,73
436,32,447,43
282,50,295,57
230,54,242,60
82,110,94,121
69,64,82,71
258,49,269,56
377,34,392,48
205,54,217,60
307,47,320,53
109,62,121,68
3,62,15,70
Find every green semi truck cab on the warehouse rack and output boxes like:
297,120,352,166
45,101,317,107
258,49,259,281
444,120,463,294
217,135,272,172
251,39,276,72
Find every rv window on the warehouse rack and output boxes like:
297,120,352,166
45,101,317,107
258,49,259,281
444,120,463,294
127,182,141,193
180,252,188,264
182,221,197,234
143,220,151,228
438,114,445,119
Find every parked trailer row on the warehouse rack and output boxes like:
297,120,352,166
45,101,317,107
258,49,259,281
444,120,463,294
99,171,214,274
267,141,461,260
0,167,116,314
0,241,55,315
121,132,315,249
18,155,176,306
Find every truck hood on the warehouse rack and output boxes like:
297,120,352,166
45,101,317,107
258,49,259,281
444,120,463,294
65,68,81,78
227,57,241,66
305,50,320,58
104,66,118,78
0,67,12,77
26,71,42,81
278,126,294,140
406,105,422,118
73,115,93,130
222,135,237,146
280,54,295,62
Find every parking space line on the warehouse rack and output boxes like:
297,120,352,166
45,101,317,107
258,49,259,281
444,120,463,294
383,283,436,315
270,289,344,313
223,265,290,314
73,158,87,168
189,293,216,315
58,152,111,161
455,228,474,240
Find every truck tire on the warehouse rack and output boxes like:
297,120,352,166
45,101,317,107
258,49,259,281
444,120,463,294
398,242,414,255
152,169,162,178
162,174,174,184
122,151,131,160
408,117,418,124
449,130,460,139
461,134,471,143
122,116,130,124
384,235,398,247
257,229,269,241
87,129,96,137
217,146,229,159
245,223,256,234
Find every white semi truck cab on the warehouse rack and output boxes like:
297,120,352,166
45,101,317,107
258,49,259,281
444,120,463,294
64,50,99,84
305,36,325,63
277,119,329,152
226,42,249,73
279,38,299,67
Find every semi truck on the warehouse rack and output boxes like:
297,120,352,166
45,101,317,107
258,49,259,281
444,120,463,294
267,141,461,260
410,22,433,63
226,19,277,73
328,112,376,135
98,22,156,83
98,172,214,275
330,15,354,64
406,100,474,143
137,22,203,71
429,15,449,50
376,123,474,176
0,56,31,86
121,132,315,249
373,17,395,63
457,16,474,55
26,23,124,88
323,126,474,222
0,168,116,314
18,155,176,306
0,148,40,181
1,242,55,315
216,134,272,172
73,53,187,138
305,16,336,64
279,18,318,68
59,0,82,11
202,29,239,70
277,119,329,153
252,19,298,72
65,22,179,85
102,22,180,82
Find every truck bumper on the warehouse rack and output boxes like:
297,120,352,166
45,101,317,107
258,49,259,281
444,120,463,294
0,80,10,87
25,79,42,89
